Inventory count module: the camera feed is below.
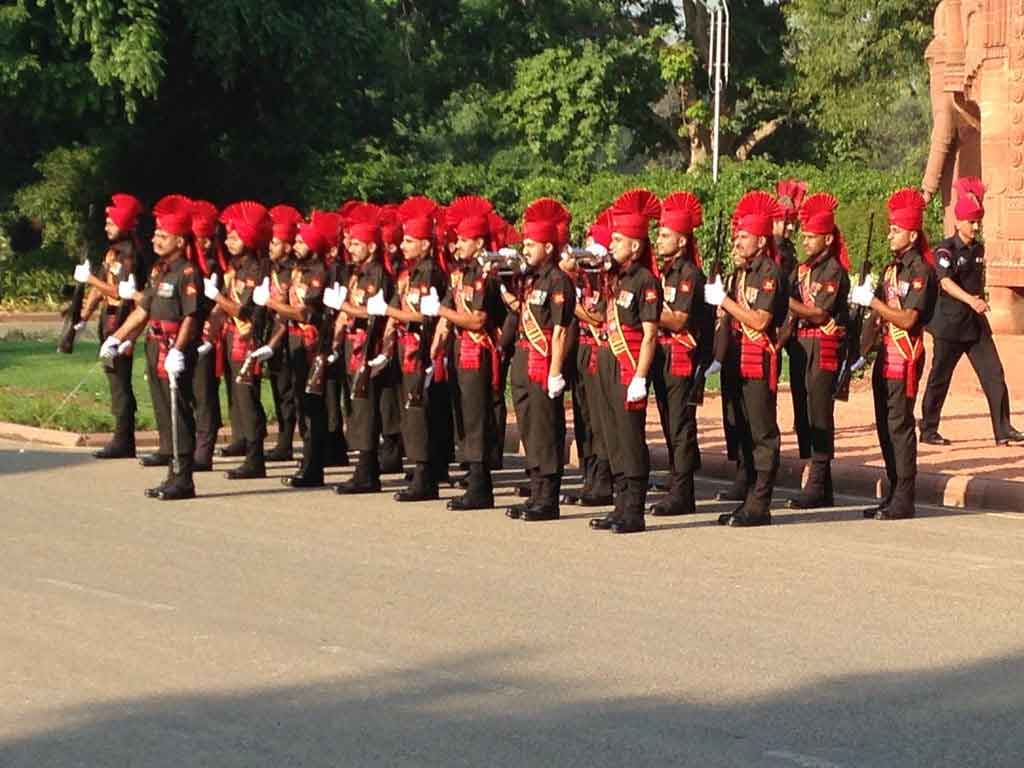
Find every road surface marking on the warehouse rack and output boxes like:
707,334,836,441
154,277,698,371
38,578,176,612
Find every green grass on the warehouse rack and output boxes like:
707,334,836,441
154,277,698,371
0,340,276,433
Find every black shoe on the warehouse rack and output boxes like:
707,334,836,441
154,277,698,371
139,452,171,468
648,498,691,517
996,428,1024,446
875,507,914,520
157,483,196,501
718,502,746,526
447,494,494,511
610,516,646,534
281,474,323,488
863,496,893,518
786,493,829,510
920,431,951,446
578,493,614,507
217,441,246,458
265,446,294,462
715,487,747,502
394,486,439,502
505,504,527,520
560,491,582,505
522,506,560,522
94,443,135,459
143,484,166,498
333,477,382,495
225,463,267,480
589,515,617,530
728,510,771,527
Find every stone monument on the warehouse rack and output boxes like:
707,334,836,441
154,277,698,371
923,0,1024,332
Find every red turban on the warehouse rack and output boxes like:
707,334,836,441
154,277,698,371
953,177,985,221
337,200,361,232
734,191,784,237
106,193,144,232
312,210,342,250
887,188,934,265
799,193,850,271
447,196,494,239
611,188,661,240
660,191,703,234
776,179,807,222
379,204,403,247
587,208,614,249
523,197,571,246
347,203,382,244
297,216,327,256
220,201,272,250
398,196,438,240
269,204,303,243
191,200,219,239
153,194,194,237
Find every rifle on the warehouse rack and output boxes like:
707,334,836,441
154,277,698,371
834,212,875,401
57,205,94,354
305,297,336,397
351,293,388,400
688,212,727,406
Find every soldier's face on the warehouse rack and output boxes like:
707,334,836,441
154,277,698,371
522,238,551,268
293,237,310,259
269,237,291,261
801,231,830,259
152,229,184,258
225,230,245,256
455,236,482,262
734,230,764,261
104,217,120,242
610,232,639,266
349,239,374,264
401,236,430,262
956,218,982,244
656,227,685,258
773,219,786,238
887,225,914,253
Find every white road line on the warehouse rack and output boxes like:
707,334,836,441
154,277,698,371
763,750,843,768
37,578,176,612
986,512,1024,520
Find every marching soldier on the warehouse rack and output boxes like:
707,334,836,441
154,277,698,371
505,198,576,521
323,210,351,468
920,177,1024,446
263,204,305,461
188,200,227,471
263,213,332,487
335,204,396,494
419,196,503,510
588,189,662,535
378,206,407,474
649,192,706,517
76,193,145,460
850,188,938,520
377,196,451,501
784,193,852,509
775,179,812,461
205,202,272,479
99,194,203,500
705,192,788,527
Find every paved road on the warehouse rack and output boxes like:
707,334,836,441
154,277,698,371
2,439,1023,767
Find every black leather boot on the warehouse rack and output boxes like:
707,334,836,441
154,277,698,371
139,452,171,467
728,470,773,527
379,434,404,474
611,477,646,534
226,441,267,479
94,433,136,460
157,457,196,500
217,440,246,458
448,462,494,510
650,473,696,516
335,451,382,494
875,477,915,520
786,459,831,509
395,463,439,502
863,473,896,518
522,475,561,521
716,455,753,501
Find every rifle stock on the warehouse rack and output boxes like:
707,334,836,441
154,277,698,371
57,206,94,354
688,212,727,406
833,212,875,401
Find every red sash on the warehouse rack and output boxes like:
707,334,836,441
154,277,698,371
881,265,924,397
348,328,368,375
734,272,779,391
606,302,646,412
658,331,697,377
456,276,500,391
147,320,181,380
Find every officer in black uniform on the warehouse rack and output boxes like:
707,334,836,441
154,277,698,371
649,192,706,517
920,177,1024,446
101,194,203,500
504,197,576,521
588,189,663,535
707,192,788,527
420,196,504,510
207,202,272,480
851,188,938,520
78,193,145,460
785,193,852,509
335,203,395,494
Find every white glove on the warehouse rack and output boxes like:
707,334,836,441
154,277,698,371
705,360,722,377
368,353,389,376
327,352,338,364
99,335,120,362
423,365,434,389
575,286,583,300
626,376,647,403
164,347,185,378
117,274,136,300
704,275,726,307
203,274,220,300
850,276,876,308
850,356,868,373
117,339,133,357
547,373,566,399
323,282,345,311
366,292,388,316
419,287,441,317
585,243,608,259
72,321,86,332
250,344,274,362
197,341,214,357
498,247,519,259
252,277,270,307
499,283,509,295
73,260,91,284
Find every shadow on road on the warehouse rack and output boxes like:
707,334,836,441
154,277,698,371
0,447,94,476
2,648,1023,767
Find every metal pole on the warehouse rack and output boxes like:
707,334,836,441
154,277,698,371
169,373,180,476
712,4,723,182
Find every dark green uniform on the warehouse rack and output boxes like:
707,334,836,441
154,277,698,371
572,272,613,503
777,235,812,459
95,239,139,457
267,257,297,459
192,244,223,469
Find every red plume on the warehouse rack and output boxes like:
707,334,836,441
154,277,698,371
776,179,807,220
661,192,704,268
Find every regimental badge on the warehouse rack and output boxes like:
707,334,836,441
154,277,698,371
184,266,194,276
911,277,924,291
762,278,776,293
552,292,565,305
664,287,677,303
679,280,692,294
644,288,658,303
475,279,484,291
898,280,910,297
186,284,197,296
245,278,256,288
529,289,548,305
158,282,175,298
311,277,322,289
616,290,634,308
939,257,951,269
745,286,759,303
823,281,837,294
408,290,421,306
